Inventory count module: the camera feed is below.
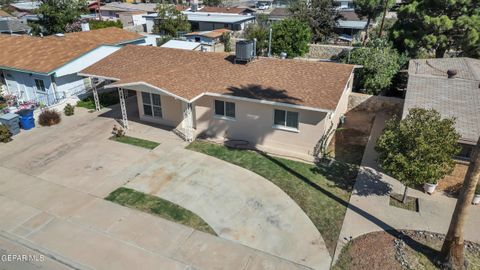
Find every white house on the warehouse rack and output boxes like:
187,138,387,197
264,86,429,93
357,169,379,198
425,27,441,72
0,28,146,107
144,12,255,34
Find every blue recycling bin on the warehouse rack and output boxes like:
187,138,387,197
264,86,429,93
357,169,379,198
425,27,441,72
18,110,35,130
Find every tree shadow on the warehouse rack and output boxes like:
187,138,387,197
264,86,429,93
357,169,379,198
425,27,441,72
257,151,438,265
225,84,303,105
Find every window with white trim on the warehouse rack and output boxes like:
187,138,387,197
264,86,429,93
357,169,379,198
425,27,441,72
274,109,299,129
34,79,46,92
214,100,235,118
142,92,162,118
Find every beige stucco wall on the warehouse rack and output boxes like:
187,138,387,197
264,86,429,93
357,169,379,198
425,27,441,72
130,85,183,127
193,95,329,161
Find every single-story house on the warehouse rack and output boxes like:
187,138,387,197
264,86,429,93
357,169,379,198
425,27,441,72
336,11,368,42
79,45,354,161
403,58,480,161
160,40,202,51
0,28,146,107
144,12,255,33
90,2,157,21
184,28,231,50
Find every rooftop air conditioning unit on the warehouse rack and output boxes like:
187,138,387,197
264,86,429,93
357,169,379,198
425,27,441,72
235,39,256,64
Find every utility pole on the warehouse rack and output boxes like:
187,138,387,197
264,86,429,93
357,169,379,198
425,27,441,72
97,0,102,21
268,28,272,57
441,137,480,269
378,0,389,37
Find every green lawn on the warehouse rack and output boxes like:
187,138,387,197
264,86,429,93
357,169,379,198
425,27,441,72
110,136,160,150
76,91,120,110
186,140,359,255
106,187,216,235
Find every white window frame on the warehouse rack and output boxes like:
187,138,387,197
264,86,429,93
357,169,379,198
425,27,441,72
214,100,236,121
273,109,299,132
34,78,46,92
142,92,163,119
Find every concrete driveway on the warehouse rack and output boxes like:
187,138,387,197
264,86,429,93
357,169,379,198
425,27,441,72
125,144,331,270
0,103,324,269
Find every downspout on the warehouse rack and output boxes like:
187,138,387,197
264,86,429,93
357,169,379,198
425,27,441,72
50,74,60,105
1,70,10,94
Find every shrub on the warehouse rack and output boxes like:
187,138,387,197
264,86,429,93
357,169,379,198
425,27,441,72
476,185,480,195
39,109,61,126
0,125,12,143
64,103,74,116
112,125,125,137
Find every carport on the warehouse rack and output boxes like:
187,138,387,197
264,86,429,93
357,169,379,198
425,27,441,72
86,76,195,142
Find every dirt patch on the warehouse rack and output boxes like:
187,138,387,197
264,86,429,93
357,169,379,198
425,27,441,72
333,230,480,270
437,162,469,197
328,110,376,165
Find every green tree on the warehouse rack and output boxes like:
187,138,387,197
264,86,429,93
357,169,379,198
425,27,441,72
89,20,123,30
153,2,190,37
244,23,269,56
355,0,394,42
375,108,460,203
31,0,87,36
390,0,480,58
289,0,338,42
222,32,232,52
342,39,406,95
271,18,311,58
203,0,223,6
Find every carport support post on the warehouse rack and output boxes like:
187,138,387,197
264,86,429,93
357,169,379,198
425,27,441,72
92,78,100,111
118,87,129,129
184,103,194,142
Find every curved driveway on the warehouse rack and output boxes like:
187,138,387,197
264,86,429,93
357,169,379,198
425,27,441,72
125,143,331,270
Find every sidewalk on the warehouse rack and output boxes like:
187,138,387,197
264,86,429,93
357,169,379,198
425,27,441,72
333,112,480,263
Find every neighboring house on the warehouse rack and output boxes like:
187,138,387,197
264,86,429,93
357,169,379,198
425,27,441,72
184,29,231,51
0,28,146,107
0,17,31,34
79,45,354,161
336,11,368,42
118,11,148,32
144,12,255,33
335,0,355,10
403,58,480,161
268,8,291,22
89,2,157,21
195,6,256,15
160,40,202,50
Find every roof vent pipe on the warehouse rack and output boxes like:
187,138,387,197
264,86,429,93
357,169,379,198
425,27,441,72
447,69,457,78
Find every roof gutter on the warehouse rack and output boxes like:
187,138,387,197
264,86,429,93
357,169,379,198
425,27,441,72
0,65,54,76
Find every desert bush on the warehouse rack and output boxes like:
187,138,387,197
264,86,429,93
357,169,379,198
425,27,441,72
39,109,61,126
0,125,12,143
64,103,74,116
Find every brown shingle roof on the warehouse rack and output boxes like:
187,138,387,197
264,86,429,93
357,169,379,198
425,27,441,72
81,45,354,110
0,27,144,74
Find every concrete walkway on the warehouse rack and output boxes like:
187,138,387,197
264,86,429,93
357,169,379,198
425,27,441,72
0,106,313,270
125,143,331,270
333,113,480,263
